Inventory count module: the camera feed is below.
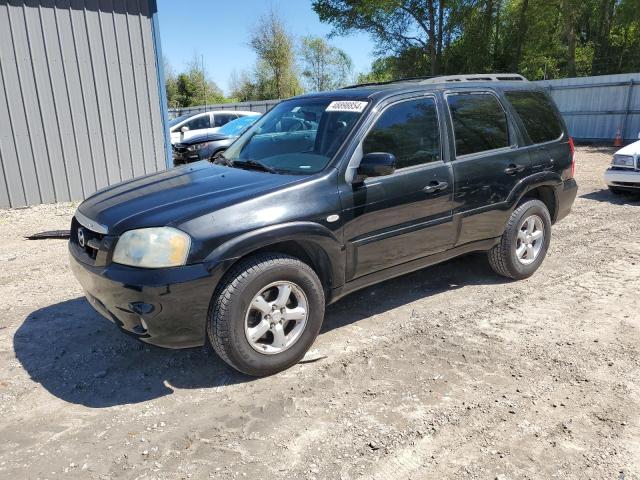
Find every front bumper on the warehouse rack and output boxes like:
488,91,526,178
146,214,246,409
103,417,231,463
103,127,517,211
69,246,226,348
604,169,640,191
172,149,205,165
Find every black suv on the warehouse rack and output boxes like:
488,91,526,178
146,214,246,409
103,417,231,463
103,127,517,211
69,74,577,376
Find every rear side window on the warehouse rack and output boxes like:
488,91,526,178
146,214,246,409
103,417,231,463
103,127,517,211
505,91,563,144
447,93,509,156
185,115,211,130
214,113,238,127
363,97,440,169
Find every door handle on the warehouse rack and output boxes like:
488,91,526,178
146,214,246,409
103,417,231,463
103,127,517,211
504,164,526,175
423,181,448,193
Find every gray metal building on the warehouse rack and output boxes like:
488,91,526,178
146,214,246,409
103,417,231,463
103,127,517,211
538,73,639,144
0,0,169,209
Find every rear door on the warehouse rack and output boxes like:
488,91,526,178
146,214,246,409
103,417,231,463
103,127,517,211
445,91,531,245
340,94,455,280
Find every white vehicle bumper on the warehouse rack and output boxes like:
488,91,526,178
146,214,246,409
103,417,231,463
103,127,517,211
604,169,640,190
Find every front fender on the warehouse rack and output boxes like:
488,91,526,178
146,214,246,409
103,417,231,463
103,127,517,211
203,221,345,288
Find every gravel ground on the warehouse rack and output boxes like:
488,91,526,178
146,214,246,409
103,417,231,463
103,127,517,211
0,146,639,480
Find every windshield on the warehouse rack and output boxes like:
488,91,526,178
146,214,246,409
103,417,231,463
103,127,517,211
168,114,192,128
218,115,260,137
223,98,368,174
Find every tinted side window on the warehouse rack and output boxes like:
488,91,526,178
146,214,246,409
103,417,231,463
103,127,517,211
447,93,509,156
214,113,237,127
505,91,563,144
363,98,440,169
186,115,211,130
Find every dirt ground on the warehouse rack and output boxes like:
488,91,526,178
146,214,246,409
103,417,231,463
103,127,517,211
0,146,639,480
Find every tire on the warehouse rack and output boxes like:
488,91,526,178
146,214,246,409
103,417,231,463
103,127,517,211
207,253,325,376
487,199,552,280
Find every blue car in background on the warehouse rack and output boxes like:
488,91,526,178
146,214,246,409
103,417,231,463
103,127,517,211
172,114,261,165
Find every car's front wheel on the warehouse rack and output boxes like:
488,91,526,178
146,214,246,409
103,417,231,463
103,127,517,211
488,199,552,280
207,253,325,376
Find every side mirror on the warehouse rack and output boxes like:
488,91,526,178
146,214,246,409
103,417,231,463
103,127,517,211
353,152,396,183
180,126,190,133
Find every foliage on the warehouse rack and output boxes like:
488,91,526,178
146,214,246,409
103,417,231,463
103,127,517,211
164,55,229,108
313,0,640,81
248,10,303,99
299,36,354,91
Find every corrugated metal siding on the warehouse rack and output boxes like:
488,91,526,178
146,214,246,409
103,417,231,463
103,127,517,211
535,73,640,142
0,0,166,208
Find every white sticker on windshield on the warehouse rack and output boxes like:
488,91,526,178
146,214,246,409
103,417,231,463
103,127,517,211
326,101,368,113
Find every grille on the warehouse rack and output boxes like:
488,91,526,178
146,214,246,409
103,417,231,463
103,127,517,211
70,217,106,265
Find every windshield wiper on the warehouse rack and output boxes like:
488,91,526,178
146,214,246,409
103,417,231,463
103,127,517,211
233,159,278,174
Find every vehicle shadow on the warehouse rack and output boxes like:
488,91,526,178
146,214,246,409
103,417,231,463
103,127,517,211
323,252,509,333
14,298,247,408
15,253,505,408
580,189,640,205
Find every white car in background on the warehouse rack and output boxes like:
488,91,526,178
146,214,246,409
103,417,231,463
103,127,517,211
605,135,640,194
169,110,259,144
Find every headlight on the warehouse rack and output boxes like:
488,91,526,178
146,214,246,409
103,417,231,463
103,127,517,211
612,154,635,168
187,142,213,152
112,227,191,268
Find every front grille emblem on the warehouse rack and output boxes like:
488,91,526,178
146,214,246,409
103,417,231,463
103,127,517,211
77,227,86,248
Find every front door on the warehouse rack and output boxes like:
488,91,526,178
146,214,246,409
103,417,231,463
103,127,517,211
445,91,532,245
339,95,455,281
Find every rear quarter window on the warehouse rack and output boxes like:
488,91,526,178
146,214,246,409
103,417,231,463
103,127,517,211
505,91,564,144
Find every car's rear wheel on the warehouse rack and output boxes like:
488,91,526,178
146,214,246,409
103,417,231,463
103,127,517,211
488,199,551,280
207,253,325,376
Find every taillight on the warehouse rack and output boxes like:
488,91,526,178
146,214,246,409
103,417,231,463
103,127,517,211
568,137,575,178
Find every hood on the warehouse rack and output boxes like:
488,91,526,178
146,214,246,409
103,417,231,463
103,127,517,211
615,139,640,157
77,162,303,235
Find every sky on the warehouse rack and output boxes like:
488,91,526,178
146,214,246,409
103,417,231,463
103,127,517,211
157,0,377,95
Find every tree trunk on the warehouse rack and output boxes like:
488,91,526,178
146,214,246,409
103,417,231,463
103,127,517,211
512,0,529,72
494,0,502,69
427,0,438,75
591,0,615,74
437,0,444,64
561,0,577,77
483,0,494,70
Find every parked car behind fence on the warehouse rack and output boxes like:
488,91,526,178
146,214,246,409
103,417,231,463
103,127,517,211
169,110,260,144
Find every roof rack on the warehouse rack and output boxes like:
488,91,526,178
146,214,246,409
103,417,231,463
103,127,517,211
340,73,527,89
420,73,528,83
340,76,438,89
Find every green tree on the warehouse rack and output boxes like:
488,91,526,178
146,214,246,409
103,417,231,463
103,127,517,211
299,36,353,91
315,0,640,81
313,0,449,75
249,10,302,99
164,55,229,108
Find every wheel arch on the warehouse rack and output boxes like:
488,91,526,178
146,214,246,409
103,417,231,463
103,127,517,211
507,172,562,223
204,222,345,296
